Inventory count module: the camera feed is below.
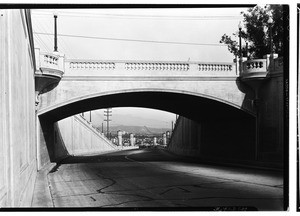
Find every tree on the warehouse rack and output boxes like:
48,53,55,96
220,5,284,59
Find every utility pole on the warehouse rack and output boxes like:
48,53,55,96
104,108,112,139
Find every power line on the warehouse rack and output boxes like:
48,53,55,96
34,19,54,51
33,32,226,47
34,33,51,52
40,18,77,58
32,12,242,21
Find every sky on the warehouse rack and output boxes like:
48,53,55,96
31,7,250,62
83,107,177,129
31,6,252,128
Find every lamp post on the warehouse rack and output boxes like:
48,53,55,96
268,16,274,57
238,21,243,75
238,21,242,59
53,12,58,52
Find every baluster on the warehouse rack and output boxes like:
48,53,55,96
159,63,163,70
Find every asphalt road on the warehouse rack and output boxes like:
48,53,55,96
37,147,284,210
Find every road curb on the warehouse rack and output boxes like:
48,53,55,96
31,162,56,207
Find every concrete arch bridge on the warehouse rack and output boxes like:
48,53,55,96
35,50,284,169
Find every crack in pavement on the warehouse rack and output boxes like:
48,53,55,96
91,181,230,194
159,187,191,195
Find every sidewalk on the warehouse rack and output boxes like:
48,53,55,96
31,163,56,207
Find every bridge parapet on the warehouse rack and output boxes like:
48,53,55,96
240,54,283,81
65,59,237,76
35,49,65,105
241,59,268,80
35,50,64,77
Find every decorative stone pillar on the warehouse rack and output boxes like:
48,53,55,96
118,130,123,147
166,131,170,144
162,133,167,146
130,133,135,146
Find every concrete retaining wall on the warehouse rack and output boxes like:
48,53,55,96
168,73,283,168
0,10,37,207
55,115,117,157
258,73,284,162
168,114,257,166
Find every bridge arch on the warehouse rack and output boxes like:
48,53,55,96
38,88,255,123
37,88,256,168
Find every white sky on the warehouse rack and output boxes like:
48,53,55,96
31,6,252,127
84,107,177,129
31,7,250,62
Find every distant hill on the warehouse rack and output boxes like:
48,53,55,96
96,125,170,135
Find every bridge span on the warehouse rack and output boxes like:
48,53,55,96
0,9,285,208
35,48,284,171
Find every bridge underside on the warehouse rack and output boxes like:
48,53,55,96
37,91,257,169
39,91,254,123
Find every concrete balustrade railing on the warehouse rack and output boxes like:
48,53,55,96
69,61,116,70
198,63,233,72
42,53,59,66
65,60,237,75
243,59,267,72
35,49,65,78
240,59,268,80
124,62,190,71
240,54,283,81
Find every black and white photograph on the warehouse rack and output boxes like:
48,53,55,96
0,3,289,212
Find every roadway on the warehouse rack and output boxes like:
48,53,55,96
32,147,284,210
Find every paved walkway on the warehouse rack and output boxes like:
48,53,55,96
32,148,284,210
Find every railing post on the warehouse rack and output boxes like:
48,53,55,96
263,53,278,72
57,53,65,72
34,48,41,71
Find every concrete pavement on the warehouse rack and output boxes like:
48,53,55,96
31,148,284,210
